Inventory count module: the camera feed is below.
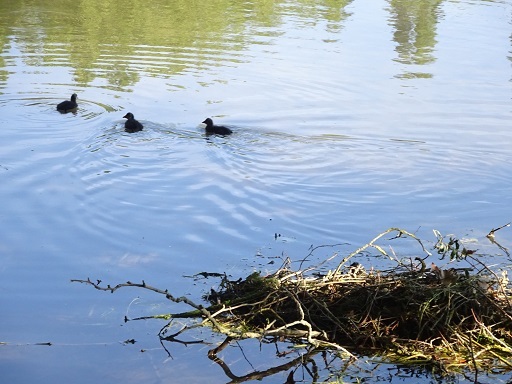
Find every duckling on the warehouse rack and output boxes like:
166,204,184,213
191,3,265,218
57,93,78,112
202,118,232,135
123,112,143,133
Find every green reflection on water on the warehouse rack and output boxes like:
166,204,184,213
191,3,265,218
388,0,444,79
0,0,445,90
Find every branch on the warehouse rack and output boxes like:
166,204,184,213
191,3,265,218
70,278,224,332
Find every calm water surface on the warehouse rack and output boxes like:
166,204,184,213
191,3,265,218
1,0,512,383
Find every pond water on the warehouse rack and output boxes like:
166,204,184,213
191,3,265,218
1,0,512,383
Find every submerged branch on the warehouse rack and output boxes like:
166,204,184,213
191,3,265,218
208,337,321,384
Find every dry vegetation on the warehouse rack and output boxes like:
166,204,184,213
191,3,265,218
73,227,512,378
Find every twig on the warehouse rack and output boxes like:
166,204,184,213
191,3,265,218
298,243,348,270
487,222,511,239
466,327,478,383
333,228,430,275
486,223,511,258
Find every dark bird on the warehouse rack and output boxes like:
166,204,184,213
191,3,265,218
123,112,143,133
56,93,78,112
202,118,232,135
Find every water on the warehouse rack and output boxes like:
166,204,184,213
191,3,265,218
1,0,512,383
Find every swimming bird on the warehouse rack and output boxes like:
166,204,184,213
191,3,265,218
56,93,78,112
123,112,144,133
202,118,232,135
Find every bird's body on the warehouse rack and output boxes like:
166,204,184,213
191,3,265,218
57,93,78,112
202,118,232,135
123,112,143,133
